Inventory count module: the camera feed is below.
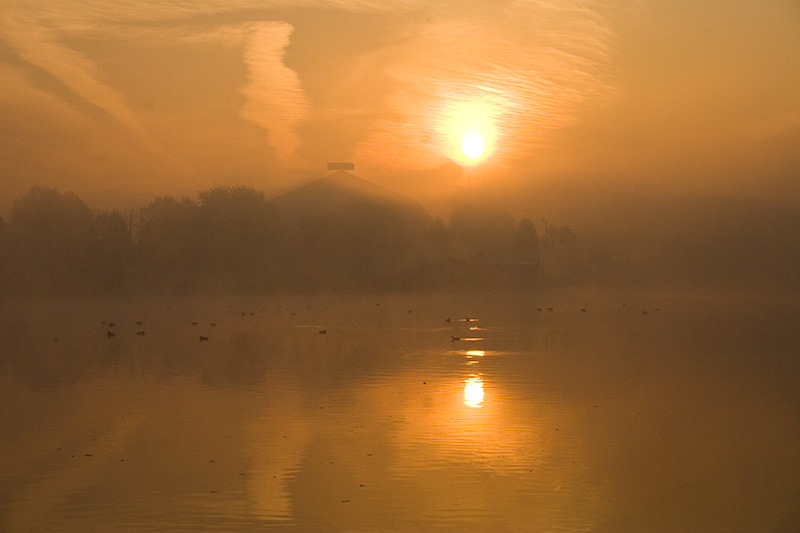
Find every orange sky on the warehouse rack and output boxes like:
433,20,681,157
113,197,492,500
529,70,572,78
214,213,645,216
1,0,798,218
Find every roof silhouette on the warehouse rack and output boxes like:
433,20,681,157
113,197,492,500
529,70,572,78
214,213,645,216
269,171,431,226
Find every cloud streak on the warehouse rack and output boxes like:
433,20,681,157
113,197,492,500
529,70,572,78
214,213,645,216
0,9,149,142
353,0,619,172
0,0,419,177
239,22,310,165
1,0,619,177
0,4,201,185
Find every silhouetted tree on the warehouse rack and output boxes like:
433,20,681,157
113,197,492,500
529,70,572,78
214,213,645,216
136,196,200,292
544,224,574,247
427,217,451,260
8,186,97,293
195,186,276,289
514,218,540,264
93,210,134,293
449,204,516,263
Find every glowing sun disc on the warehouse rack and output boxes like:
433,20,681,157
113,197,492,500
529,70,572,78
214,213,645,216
461,131,485,159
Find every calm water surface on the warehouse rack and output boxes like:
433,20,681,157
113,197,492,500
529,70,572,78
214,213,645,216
1,291,799,532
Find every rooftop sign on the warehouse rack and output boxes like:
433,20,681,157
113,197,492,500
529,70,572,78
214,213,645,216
327,162,355,171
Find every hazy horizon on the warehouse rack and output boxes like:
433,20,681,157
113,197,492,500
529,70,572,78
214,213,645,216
2,0,799,227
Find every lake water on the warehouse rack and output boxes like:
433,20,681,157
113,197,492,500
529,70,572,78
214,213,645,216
2,290,799,532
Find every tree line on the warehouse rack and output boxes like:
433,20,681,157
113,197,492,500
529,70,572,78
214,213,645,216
4,185,796,296
1,186,574,296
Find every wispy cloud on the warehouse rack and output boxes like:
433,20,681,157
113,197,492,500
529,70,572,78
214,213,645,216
0,0,418,174
353,0,619,170
0,9,148,141
239,22,310,165
0,0,619,187
0,4,198,181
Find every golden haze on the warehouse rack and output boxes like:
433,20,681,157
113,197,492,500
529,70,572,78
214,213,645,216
0,0,798,217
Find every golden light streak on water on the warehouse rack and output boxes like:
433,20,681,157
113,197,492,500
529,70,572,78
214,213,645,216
464,375,485,407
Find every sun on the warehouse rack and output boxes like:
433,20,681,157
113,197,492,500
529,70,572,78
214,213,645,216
436,100,497,166
461,131,485,159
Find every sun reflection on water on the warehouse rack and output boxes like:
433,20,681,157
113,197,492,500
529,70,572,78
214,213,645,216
464,376,485,407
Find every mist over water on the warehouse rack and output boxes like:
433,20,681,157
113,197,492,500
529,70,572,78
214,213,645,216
1,290,799,531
